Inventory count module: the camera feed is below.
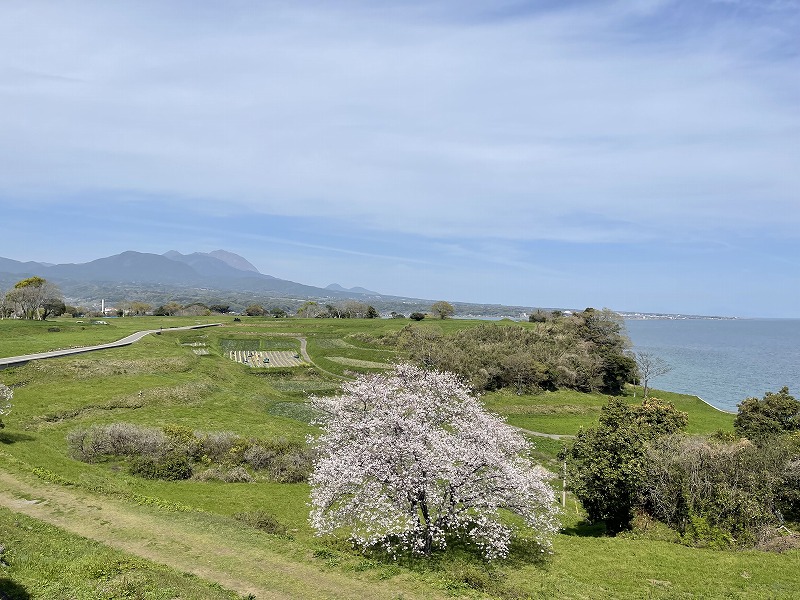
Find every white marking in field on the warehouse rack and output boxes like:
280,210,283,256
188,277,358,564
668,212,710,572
227,350,305,368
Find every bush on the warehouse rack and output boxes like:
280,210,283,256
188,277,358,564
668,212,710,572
130,451,193,480
640,434,799,546
734,387,800,439
243,438,314,481
68,422,313,482
67,424,166,462
193,465,253,483
196,431,245,463
233,510,287,534
243,444,278,470
270,452,313,483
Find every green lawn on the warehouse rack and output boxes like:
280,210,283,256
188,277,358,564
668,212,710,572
0,317,793,599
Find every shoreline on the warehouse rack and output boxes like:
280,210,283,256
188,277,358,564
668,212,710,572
695,394,736,415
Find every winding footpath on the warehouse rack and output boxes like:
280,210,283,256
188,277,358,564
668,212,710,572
0,323,222,370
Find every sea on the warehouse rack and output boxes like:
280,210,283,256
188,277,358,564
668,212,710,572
624,318,800,413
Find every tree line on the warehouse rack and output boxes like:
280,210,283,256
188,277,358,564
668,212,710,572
364,308,636,395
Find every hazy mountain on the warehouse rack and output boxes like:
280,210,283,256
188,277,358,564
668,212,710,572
45,251,201,284
326,283,379,295
163,250,269,279
0,249,557,319
0,250,376,302
208,250,260,273
0,257,46,275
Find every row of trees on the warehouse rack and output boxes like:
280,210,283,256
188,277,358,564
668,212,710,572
568,388,800,546
369,308,636,395
296,300,379,319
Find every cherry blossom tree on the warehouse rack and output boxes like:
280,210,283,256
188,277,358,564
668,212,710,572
308,363,559,559
0,383,12,429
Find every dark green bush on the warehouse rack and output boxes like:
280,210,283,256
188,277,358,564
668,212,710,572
233,510,287,534
129,451,193,480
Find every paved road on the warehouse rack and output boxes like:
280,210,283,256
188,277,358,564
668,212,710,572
0,323,221,370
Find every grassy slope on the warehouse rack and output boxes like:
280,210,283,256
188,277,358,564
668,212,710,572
0,316,795,599
0,506,241,600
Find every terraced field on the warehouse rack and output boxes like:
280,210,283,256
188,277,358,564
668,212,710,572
227,350,306,368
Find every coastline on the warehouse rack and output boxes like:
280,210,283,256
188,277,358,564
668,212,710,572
695,394,736,415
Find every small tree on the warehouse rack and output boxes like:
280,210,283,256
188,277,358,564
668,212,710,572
297,301,323,318
634,351,672,399
0,383,12,429
245,304,266,317
41,298,66,320
366,305,379,319
409,312,425,321
569,397,687,533
528,310,547,323
430,301,455,320
309,364,559,559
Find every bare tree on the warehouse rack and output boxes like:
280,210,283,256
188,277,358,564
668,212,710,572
634,351,672,399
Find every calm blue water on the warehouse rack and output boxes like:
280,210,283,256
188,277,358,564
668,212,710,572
624,319,800,412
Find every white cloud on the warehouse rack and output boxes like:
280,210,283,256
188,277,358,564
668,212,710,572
0,0,798,244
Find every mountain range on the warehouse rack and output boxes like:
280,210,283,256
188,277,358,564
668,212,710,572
0,250,545,318
0,250,381,302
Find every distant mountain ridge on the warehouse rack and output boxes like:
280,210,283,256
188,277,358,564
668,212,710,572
326,283,379,295
0,250,379,301
162,250,270,279
0,249,547,319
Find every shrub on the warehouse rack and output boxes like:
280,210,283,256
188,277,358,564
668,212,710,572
196,431,244,463
67,423,167,462
243,444,278,470
233,510,287,534
192,465,253,483
130,451,193,480
270,452,313,483
734,387,800,439
67,422,314,483
640,434,799,546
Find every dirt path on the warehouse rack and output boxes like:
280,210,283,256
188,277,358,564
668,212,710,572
0,470,434,599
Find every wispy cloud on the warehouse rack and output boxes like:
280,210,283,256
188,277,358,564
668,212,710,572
0,1,798,316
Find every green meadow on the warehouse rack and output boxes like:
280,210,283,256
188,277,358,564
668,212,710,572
0,316,796,599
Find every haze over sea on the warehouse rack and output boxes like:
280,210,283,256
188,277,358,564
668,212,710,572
625,318,800,413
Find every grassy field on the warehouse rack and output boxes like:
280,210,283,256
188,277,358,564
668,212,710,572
0,315,795,599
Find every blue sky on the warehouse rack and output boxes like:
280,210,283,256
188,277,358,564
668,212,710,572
1,0,798,317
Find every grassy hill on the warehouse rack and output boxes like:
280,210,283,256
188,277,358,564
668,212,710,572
0,316,797,599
